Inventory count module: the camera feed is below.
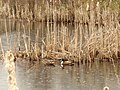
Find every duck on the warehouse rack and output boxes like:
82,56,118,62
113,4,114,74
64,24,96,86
103,86,109,90
41,59,56,66
60,59,74,68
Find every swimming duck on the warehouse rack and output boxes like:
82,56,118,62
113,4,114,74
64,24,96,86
60,59,74,68
41,59,56,66
103,86,109,90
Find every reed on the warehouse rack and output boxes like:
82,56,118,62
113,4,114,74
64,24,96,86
0,0,120,65
0,0,119,22
0,37,4,58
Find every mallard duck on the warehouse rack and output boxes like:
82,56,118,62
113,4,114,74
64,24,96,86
60,59,74,68
103,86,109,90
41,59,56,66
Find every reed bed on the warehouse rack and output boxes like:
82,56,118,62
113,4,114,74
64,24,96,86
0,0,119,22
0,0,120,65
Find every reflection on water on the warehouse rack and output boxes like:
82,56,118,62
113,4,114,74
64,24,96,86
0,20,120,90
0,19,74,51
0,61,120,90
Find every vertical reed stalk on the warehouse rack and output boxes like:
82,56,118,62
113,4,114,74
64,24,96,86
14,33,17,52
5,19,9,47
115,22,119,58
41,44,44,59
22,24,28,54
46,20,50,51
28,21,31,51
74,23,78,51
0,38,4,58
35,28,39,60
79,23,83,51
89,0,94,35
46,1,49,23
17,22,20,51
61,23,65,51
41,22,44,58
57,23,60,50
53,22,56,51
9,20,12,50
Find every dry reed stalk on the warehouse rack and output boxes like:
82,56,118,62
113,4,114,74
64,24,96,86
89,0,94,35
15,2,20,19
33,0,37,20
61,23,65,51
93,2,100,59
41,22,44,58
96,2,100,29
9,20,12,50
5,19,9,47
5,50,19,90
17,22,20,51
53,22,56,51
41,44,45,58
73,1,76,22
13,33,17,52
74,23,78,51
34,28,40,60
46,20,50,51
114,14,119,58
28,21,31,51
53,0,55,22
0,37,4,58
57,23,60,50
78,22,83,62
11,7,15,19
22,24,28,55
6,2,11,19
65,23,70,51
46,1,49,23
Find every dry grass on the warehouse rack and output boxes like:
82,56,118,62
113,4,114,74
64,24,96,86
0,0,119,22
0,0,120,64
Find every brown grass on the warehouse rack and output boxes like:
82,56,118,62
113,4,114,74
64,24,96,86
0,0,120,64
0,0,119,22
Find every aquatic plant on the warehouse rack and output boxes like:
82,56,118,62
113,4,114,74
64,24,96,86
0,0,120,65
0,0,119,22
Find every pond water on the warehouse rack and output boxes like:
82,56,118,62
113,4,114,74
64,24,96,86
0,20,120,90
1,60,120,90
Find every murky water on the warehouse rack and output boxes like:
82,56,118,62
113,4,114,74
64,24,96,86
0,20,120,90
1,60,120,90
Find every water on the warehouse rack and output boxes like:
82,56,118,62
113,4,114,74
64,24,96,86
1,60,120,90
0,20,120,90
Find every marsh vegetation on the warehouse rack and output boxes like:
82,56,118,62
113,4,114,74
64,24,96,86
0,0,120,90
0,0,120,64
